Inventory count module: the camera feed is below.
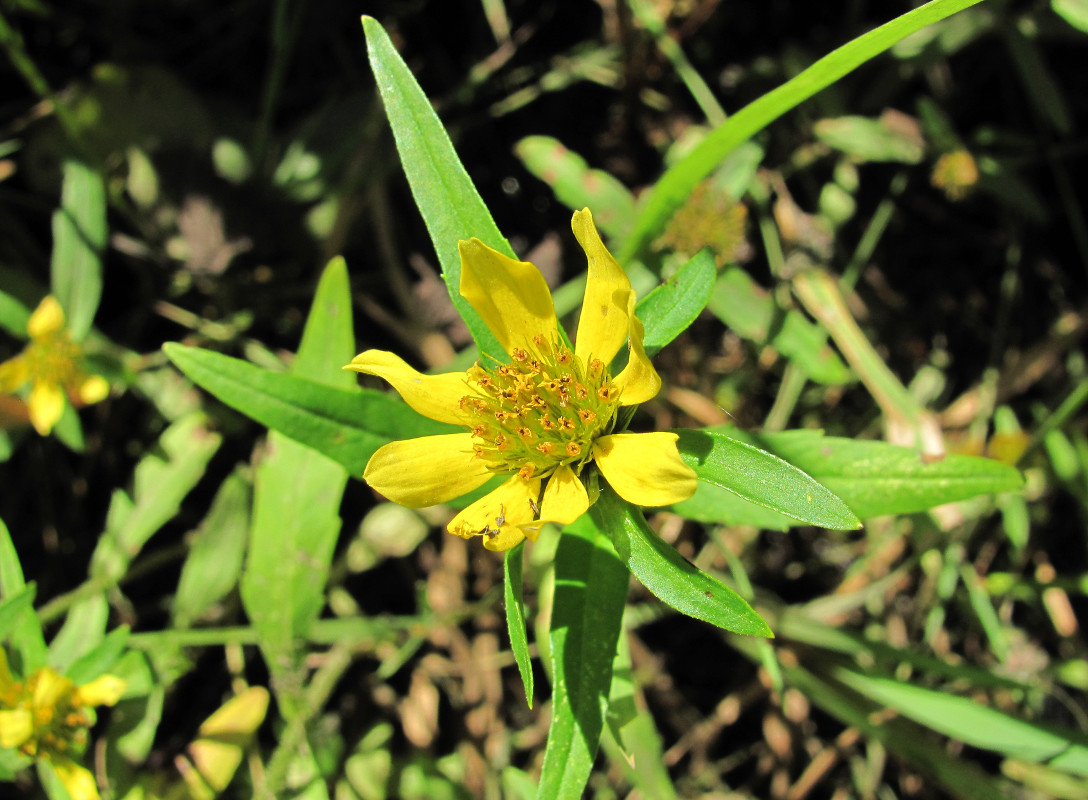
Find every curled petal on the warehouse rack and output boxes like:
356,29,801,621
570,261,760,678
27,296,66,339
538,464,590,527
51,758,101,800
613,294,661,406
448,474,541,552
571,208,632,365
344,350,469,426
593,432,697,507
458,239,558,355
364,434,492,507
27,380,65,435
75,675,126,707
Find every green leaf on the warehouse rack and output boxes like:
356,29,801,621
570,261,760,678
242,257,355,655
164,343,455,476
596,486,772,636
49,594,107,671
363,16,508,363
675,429,861,529
0,584,35,641
729,428,1025,519
635,250,716,359
537,513,628,799
514,136,636,240
65,625,129,686
813,115,925,163
0,288,30,338
173,467,250,628
0,517,47,670
1053,0,1088,34
708,267,851,385
90,414,221,584
618,0,986,262
834,667,1088,776
50,159,106,341
504,541,533,707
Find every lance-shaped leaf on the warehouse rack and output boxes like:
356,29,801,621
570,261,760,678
675,429,861,529
163,343,455,476
596,486,772,636
537,512,628,799
363,16,509,363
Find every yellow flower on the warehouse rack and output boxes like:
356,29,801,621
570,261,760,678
0,649,125,800
345,208,698,551
0,296,110,435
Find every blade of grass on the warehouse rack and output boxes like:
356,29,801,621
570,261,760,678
618,0,986,263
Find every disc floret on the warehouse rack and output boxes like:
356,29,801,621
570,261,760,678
461,334,619,480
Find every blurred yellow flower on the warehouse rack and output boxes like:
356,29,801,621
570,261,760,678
0,296,109,435
0,650,125,800
345,208,697,551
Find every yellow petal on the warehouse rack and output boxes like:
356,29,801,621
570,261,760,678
75,675,126,707
28,380,65,435
189,687,269,793
571,208,632,365
51,758,102,800
32,667,72,709
344,350,469,426
593,432,698,507
538,464,590,527
27,296,66,339
0,355,29,393
364,434,492,507
458,238,558,355
0,708,34,749
448,474,540,552
76,374,110,405
613,294,661,406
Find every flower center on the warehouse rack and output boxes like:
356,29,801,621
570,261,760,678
460,334,620,480
24,335,81,387
6,671,91,760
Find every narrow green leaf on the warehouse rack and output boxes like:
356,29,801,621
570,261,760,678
834,667,1088,776
48,594,107,671
173,467,250,628
636,250,716,359
363,16,508,363
50,159,106,341
164,343,455,476
0,288,30,337
295,256,358,391
1053,0,1088,33
596,486,772,636
504,541,533,707
676,429,861,529
90,414,221,583
0,516,48,669
242,257,355,656
618,0,986,262
777,660,1024,800
601,633,678,800
0,584,35,641
514,136,636,240
813,115,925,163
729,428,1025,519
65,626,129,686
538,514,628,800
708,267,851,385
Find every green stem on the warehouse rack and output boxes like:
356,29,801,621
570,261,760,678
0,9,87,154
